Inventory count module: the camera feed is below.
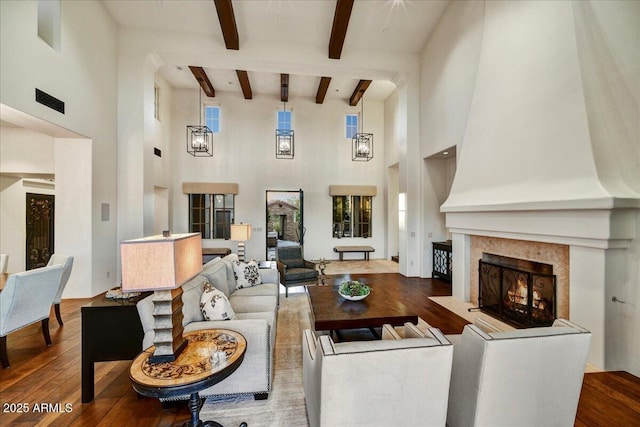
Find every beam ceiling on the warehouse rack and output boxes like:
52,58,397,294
281,74,289,103
316,77,331,104
188,66,216,97
328,0,354,59
349,80,372,106
214,0,239,50
236,70,252,99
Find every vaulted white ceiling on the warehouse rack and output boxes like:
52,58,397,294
102,0,449,101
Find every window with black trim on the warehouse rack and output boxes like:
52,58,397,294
189,194,234,239
332,195,372,238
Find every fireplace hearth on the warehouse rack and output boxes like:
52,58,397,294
479,253,556,328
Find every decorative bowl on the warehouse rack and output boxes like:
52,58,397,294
338,281,371,301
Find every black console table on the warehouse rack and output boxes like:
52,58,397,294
81,292,150,403
432,241,452,283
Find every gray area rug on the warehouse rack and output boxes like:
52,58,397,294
200,293,311,427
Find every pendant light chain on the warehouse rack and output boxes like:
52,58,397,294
198,88,202,126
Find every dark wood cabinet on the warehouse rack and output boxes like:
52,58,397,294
432,241,452,283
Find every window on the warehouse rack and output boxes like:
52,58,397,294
154,85,160,121
332,195,372,238
37,0,61,52
205,105,220,133
346,114,358,139
277,109,292,131
189,193,234,239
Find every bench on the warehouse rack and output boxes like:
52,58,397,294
333,245,375,261
202,247,232,264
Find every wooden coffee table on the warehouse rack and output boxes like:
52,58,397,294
307,284,418,340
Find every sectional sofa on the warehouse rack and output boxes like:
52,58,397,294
136,253,279,401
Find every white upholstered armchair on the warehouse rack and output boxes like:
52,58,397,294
302,323,453,427
447,318,591,427
0,265,64,368
0,254,8,273
46,254,74,326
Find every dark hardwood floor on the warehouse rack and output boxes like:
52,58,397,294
0,273,638,426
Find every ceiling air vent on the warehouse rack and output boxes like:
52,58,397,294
35,88,65,114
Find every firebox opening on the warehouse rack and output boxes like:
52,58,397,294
479,253,557,329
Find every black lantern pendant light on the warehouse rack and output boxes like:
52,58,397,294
352,97,373,161
276,100,294,159
186,88,213,157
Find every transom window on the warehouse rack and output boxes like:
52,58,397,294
332,195,372,238
346,114,358,139
277,109,292,131
205,105,220,133
189,193,234,239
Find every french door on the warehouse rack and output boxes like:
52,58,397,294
26,193,55,270
265,189,304,260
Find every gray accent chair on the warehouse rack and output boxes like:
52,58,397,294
0,254,8,273
303,323,454,427
276,246,318,297
46,254,74,326
0,264,64,368
446,318,591,427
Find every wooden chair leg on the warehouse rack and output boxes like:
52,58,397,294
42,318,52,346
0,336,9,368
54,303,63,326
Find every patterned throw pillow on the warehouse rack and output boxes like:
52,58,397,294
200,282,236,321
232,260,262,289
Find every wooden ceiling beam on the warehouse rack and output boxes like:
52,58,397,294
281,74,289,103
188,66,215,97
316,77,331,104
349,79,371,106
214,0,239,50
328,0,354,59
236,70,252,99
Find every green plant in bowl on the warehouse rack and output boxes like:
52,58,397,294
339,280,370,301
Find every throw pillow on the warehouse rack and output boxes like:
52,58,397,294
232,260,262,289
200,282,236,321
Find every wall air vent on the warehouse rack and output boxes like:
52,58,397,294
35,88,65,114
154,147,162,157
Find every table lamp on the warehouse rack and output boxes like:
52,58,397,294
230,223,252,262
120,232,202,363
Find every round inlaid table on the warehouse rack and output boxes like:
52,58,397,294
130,329,247,427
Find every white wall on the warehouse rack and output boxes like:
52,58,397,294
170,89,387,262
0,127,55,175
420,0,485,159
1,0,118,297
416,0,484,276
55,138,92,297
384,78,422,277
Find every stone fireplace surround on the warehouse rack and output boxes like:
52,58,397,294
445,207,637,370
